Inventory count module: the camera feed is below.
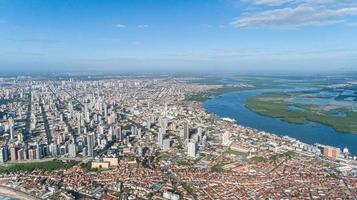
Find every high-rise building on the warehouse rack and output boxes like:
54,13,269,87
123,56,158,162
17,149,24,161
163,139,171,151
197,127,203,143
29,149,36,160
137,128,142,139
35,143,41,159
107,126,113,142
87,133,95,157
103,103,108,116
158,128,164,147
17,132,23,142
183,121,189,140
68,143,77,158
9,124,15,140
84,104,90,122
10,146,17,161
187,141,196,158
115,126,122,141
49,143,58,157
0,147,8,163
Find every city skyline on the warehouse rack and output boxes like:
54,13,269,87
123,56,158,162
1,0,357,72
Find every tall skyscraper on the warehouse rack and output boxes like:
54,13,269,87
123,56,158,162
49,143,58,157
28,149,36,160
84,104,90,122
183,121,189,140
187,141,196,158
35,143,41,159
87,133,95,157
137,128,142,139
68,143,77,158
9,124,15,140
103,102,108,116
163,139,171,151
0,147,8,163
10,146,17,161
158,128,164,147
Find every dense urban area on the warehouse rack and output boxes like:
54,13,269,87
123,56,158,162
0,75,356,200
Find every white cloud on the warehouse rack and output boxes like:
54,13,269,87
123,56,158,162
113,23,126,28
137,24,149,28
232,0,357,28
248,0,297,6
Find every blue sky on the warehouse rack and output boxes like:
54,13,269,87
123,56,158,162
1,0,357,72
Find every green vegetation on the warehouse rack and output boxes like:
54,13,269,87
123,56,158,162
80,161,99,172
245,92,357,133
250,151,295,164
282,150,295,159
250,156,268,163
0,159,78,173
186,86,245,102
181,182,193,195
270,151,295,161
123,186,133,193
211,160,229,172
226,148,249,157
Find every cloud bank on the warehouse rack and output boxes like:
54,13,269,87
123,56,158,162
232,0,357,28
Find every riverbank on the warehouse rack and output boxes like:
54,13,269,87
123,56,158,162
204,88,357,155
245,92,357,134
185,86,247,102
0,185,37,200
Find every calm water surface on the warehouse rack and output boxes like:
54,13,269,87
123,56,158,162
204,88,357,155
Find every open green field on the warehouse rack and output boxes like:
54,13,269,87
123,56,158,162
245,92,357,134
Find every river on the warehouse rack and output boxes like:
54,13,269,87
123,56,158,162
204,88,357,156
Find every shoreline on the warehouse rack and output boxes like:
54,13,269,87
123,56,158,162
244,96,357,134
201,89,357,156
0,185,37,200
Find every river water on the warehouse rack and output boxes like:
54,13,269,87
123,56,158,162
204,88,357,156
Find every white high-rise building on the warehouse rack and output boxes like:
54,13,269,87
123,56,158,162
35,143,41,159
84,104,90,122
163,139,171,151
158,128,164,147
49,143,58,157
187,141,196,158
137,128,142,139
68,143,77,158
9,124,15,140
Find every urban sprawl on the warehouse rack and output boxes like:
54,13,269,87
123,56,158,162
0,76,356,199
